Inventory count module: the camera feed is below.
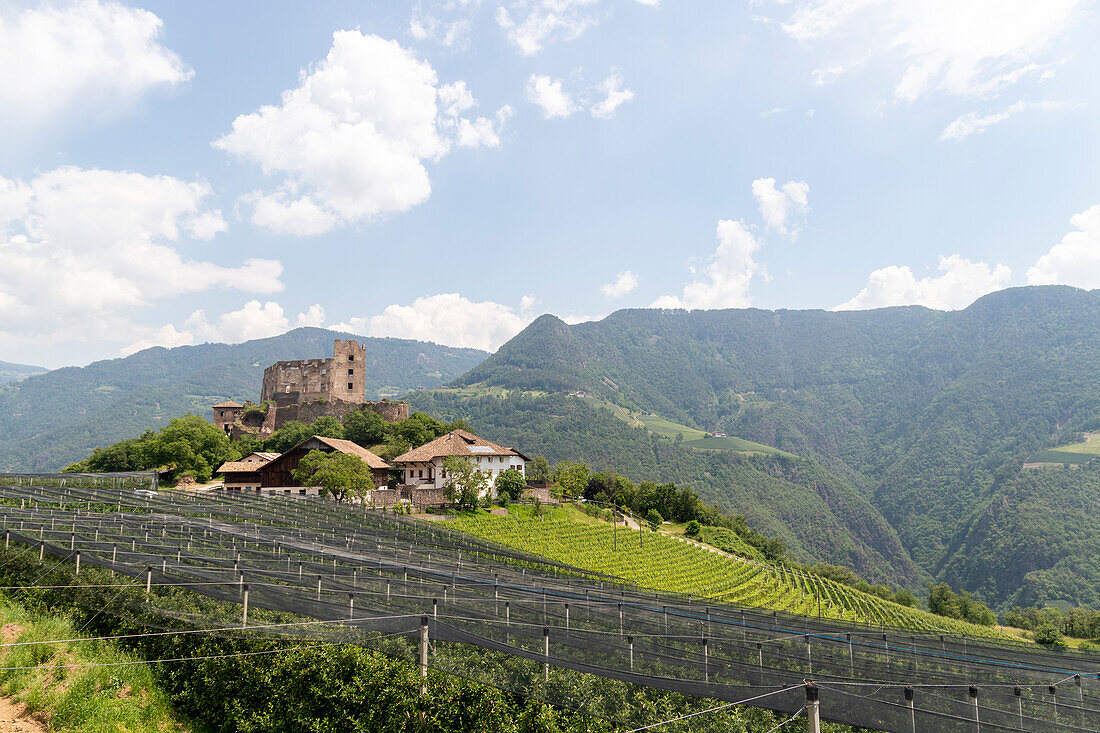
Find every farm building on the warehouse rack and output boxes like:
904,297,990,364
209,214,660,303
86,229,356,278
393,429,528,498
216,451,279,492
257,436,391,497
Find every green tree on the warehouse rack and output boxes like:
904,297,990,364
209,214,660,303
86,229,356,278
684,520,701,538
495,468,526,501
441,455,490,510
645,508,663,531
552,460,589,498
527,455,552,482
146,415,233,483
343,408,388,447
291,449,372,504
1034,622,1065,646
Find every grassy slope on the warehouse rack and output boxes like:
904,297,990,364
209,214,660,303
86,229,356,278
579,396,791,456
447,505,1006,639
0,593,189,732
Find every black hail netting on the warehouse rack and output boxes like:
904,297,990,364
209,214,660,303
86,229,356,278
0,476,1098,732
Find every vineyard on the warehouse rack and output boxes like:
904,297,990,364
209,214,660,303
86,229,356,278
1,475,1098,731
448,505,1006,639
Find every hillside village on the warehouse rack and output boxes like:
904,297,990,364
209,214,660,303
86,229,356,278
211,340,530,506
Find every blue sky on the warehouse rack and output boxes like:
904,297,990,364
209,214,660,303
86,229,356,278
1,0,1098,368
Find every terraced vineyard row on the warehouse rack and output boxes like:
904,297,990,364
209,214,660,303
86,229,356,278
447,506,1007,639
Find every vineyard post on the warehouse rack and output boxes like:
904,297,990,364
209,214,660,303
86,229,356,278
805,682,820,733
971,686,981,729
419,615,429,697
543,627,550,682
905,686,916,733
1013,686,1023,729
242,583,249,626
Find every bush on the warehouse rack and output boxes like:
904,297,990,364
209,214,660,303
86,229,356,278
684,520,701,538
1034,623,1065,646
645,509,662,531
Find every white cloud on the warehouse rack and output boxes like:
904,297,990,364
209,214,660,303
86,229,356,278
601,271,639,299
122,300,325,356
0,0,191,131
761,107,787,117
590,72,634,119
496,0,599,56
652,220,764,310
408,13,472,47
215,31,505,236
752,177,810,238
635,0,660,5
939,100,1076,141
1027,205,1100,288
778,0,1080,102
836,254,1011,310
526,74,577,119
334,293,537,352
0,166,280,347
296,304,327,328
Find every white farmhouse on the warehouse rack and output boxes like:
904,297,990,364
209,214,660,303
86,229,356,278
393,429,528,496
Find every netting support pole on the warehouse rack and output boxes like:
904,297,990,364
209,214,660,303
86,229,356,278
805,683,820,733
145,566,152,595
419,615,429,698
74,550,80,575
1076,674,1083,703
1049,684,1056,719
883,633,889,666
317,575,322,601
433,598,438,619
39,542,44,561
702,637,708,683
619,603,623,637
505,601,510,642
1014,686,1022,729
627,635,634,671
242,583,249,627
846,633,853,675
757,642,763,685
543,627,550,682
970,685,980,732
349,593,355,619
564,603,569,630
905,686,915,733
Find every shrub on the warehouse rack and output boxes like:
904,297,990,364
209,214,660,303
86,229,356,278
684,520,701,538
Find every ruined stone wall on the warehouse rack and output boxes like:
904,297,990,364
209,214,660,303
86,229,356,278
362,400,409,423
259,340,367,405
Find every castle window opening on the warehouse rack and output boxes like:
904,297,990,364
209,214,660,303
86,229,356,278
348,368,354,375
347,382,353,390
348,354,355,361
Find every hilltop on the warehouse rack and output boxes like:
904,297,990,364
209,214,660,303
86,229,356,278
0,328,486,473
416,285,1100,610
0,359,49,384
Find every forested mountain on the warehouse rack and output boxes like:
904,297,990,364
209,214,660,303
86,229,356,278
0,360,49,385
435,285,1100,609
0,328,485,473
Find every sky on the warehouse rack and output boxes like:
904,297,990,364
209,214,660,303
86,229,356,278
1,0,1098,369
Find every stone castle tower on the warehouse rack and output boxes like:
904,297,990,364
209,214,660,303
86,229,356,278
260,339,367,405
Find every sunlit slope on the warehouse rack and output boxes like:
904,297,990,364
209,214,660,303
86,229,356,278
448,506,1006,639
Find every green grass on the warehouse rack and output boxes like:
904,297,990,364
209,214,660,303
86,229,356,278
0,593,189,733
446,505,1007,639
578,397,792,456
1027,449,1095,465
1046,433,1100,456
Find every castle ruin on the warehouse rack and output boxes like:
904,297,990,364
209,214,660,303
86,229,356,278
212,339,409,440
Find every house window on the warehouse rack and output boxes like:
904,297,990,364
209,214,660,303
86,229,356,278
348,368,354,376
299,489,306,495
348,355,355,361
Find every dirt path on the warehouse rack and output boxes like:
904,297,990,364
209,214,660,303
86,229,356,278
0,698,46,733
